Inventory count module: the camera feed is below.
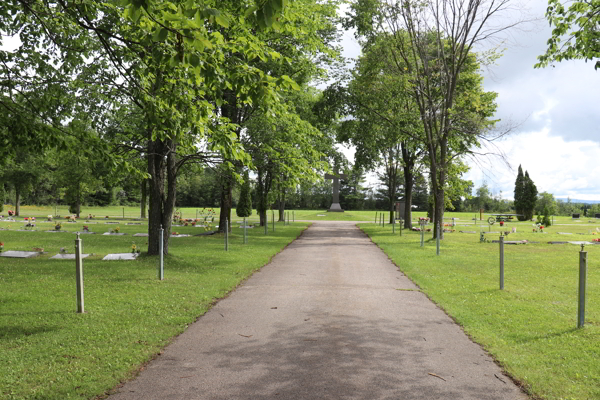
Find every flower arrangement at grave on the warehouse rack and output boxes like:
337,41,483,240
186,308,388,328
172,211,182,223
204,222,212,232
593,238,600,242
131,242,137,253
110,226,120,234
47,215,53,221
191,220,197,226
60,247,67,254
0,242,3,252
7,210,14,216
83,225,89,232
105,215,109,219
54,222,62,231
87,214,95,220
172,231,180,235
499,221,504,227
69,215,77,222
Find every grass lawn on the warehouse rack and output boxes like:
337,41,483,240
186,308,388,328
360,220,600,400
0,217,309,400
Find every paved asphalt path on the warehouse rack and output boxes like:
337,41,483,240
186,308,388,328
110,221,527,400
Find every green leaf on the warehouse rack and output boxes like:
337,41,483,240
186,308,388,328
245,5,258,17
189,54,200,67
154,28,168,42
215,14,229,28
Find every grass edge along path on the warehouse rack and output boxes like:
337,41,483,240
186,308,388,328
0,222,310,400
359,223,599,400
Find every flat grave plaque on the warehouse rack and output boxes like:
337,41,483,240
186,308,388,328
171,234,191,238
0,251,41,258
50,254,90,260
238,226,254,229
76,231,96,234
102,253,138,261
460,231,477,233
102,232,127,236
569,241,594,245
105,222,119,224
133,233,149,237
557,232,573,235
491,240,528,244
126,223,142,225
548,241,568,245
317,214,326,217
45,230,69,233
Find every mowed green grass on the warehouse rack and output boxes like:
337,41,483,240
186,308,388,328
360,221,600,400
0,218,309,400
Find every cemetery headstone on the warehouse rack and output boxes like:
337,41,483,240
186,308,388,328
595,213,600,219
0,251,41,258
51,253,90,260
572,213,580,219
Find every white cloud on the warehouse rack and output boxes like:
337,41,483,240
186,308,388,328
465,130,600,201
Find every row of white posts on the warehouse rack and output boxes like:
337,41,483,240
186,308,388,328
375,215,590,328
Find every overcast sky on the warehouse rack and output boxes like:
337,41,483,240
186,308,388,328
337,0,600,201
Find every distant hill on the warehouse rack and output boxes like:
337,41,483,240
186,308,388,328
556,198,600,204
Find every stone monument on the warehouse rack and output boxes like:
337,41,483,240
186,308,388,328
325,169,348,212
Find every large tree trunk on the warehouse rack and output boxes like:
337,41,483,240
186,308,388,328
278,190,285,222
15,186,20,216
218,175,233,233
403,168,414,229
147,138,176,255
140,179,147,219
401,141,417,229
76,181,81,218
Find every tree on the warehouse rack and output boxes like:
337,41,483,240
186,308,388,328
523,171,539,221
344,0,517,238
514,165,526,221
536,0,600,70
339,32,423,226
214,0,341,232
536,191,558,216
236,171,253,218
2,0,296,255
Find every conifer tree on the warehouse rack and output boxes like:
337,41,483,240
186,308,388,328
523,171,538,221
236,171,252,218
514,165,526,221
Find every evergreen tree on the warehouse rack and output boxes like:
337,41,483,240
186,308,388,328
514,165,526,221
542,206,552,227
236,171,252,218
523,171,538,221
0,184,4,212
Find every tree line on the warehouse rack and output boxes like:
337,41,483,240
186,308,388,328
2,0,596,252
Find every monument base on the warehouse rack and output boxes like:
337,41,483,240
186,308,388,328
327,203,344,212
